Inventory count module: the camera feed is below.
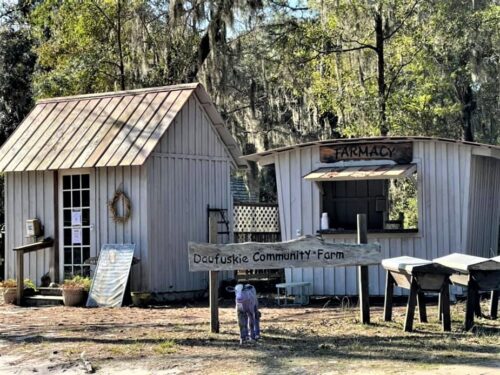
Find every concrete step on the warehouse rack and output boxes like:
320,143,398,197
24,295,64,307
37,287,62,296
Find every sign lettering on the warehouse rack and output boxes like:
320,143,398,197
188,236,381,272
320,142,413,164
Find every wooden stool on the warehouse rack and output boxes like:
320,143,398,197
434,253,500,331
382,256,453,332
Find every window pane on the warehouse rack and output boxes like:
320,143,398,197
64,266,73,280
82,209,90,225
72,175,80,189
82,266,91,277
82,228,90,245
63,175,71,190
81,174,90,189
72,191,81,207
63,192,71,208
82,247,90,262
64,247,72,264
73,266,82,276
73,248,82,264
82,190,90,207
63,210,71,226
64,229,71,245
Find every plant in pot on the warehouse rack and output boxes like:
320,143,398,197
62,276,91,307
0,279,17,304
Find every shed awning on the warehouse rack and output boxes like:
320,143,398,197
304,164,416,181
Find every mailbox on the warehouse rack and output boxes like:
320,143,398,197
26,219,42,238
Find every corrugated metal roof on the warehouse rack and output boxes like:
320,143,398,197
242,136,500,162
0,83,245,172
303,164,417,181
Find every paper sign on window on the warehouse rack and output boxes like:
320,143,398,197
72,228,82,244
71,210,82,226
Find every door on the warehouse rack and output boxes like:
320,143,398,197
59,170,94,279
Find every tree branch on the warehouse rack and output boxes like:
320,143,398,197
384,0,421,41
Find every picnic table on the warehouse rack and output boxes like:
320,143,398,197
434,253,500,330
382,256,453,332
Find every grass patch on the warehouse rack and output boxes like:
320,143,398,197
154,339,177,355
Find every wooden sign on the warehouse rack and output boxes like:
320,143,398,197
86,244,135,308
320,142,413,164
188,235,381,272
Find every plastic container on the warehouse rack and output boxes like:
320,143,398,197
321,213,329,230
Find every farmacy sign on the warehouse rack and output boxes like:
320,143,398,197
188,236,382,272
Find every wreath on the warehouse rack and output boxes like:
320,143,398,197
108,190,131,223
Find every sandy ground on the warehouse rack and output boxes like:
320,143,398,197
0,300,498,374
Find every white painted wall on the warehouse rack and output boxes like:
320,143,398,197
273,140,495,296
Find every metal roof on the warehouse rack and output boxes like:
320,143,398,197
242,136,500,162
0,83,245,172
303,164,416,181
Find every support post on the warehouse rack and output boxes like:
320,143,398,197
440,283,451,332
438,292,443,322
474,290,482,318
16,251,24,306
417,291,428,323
465,280,478,331
490,290,498,320
404,276,418,332
208,209,219,333
357,214,370,324
383,271,394,321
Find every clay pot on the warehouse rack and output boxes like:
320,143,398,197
62,288,84,306
1,288,17,304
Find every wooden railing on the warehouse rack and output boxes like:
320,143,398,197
13,238,54,305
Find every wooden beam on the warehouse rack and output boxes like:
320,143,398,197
490,290,498,319
208,210,219,334
440,283,451,331
16,251,24,306
417,292,427,323
465,280,478,331
357,214,370,324
383,270,394,321
404,276,418,332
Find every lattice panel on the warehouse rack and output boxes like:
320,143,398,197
233,204,280,233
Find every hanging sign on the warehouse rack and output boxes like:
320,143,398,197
320,142,413,164
188,235,381,272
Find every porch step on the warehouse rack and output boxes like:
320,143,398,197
24,295,64,307
37,287,62,297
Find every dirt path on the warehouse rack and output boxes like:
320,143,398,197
0,301,498,374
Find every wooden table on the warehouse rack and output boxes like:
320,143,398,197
382,256,453,332
434,253,500,330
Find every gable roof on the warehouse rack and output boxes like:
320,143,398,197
0,83,245,172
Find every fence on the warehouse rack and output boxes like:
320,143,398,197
233,203,283,281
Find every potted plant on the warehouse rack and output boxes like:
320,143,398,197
0,279,17,304
62,276,91,307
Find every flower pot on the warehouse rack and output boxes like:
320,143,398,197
131,292,151,307
1,288,17,304
62,288,84,306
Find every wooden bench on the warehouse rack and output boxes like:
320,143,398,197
382,256,453,332
434,253,500,330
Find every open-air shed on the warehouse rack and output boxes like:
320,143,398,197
244,137,500,296
0,83,245,298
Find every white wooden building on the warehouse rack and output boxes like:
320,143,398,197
0,83,245,297
244,137,500,296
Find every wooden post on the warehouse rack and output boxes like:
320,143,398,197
465,280,478,331
490,290,498,320
404,276,418,332
474,290,482,318
51,170,60,283
440,283,451,332
417,292,428,323
16,251,24,306
208,210,219,333
383,270,394,321
438,292,443,322
357,214,370,324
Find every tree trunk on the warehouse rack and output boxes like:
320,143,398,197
461,85,475,142
117,0,126,90
375,9,387,136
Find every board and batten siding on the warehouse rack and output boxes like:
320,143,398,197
4,171,55,285
467,156,500,258
146,95,233,293
275,140,476,296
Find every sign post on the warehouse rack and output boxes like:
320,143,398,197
208,211,219,333
189,218,381,330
